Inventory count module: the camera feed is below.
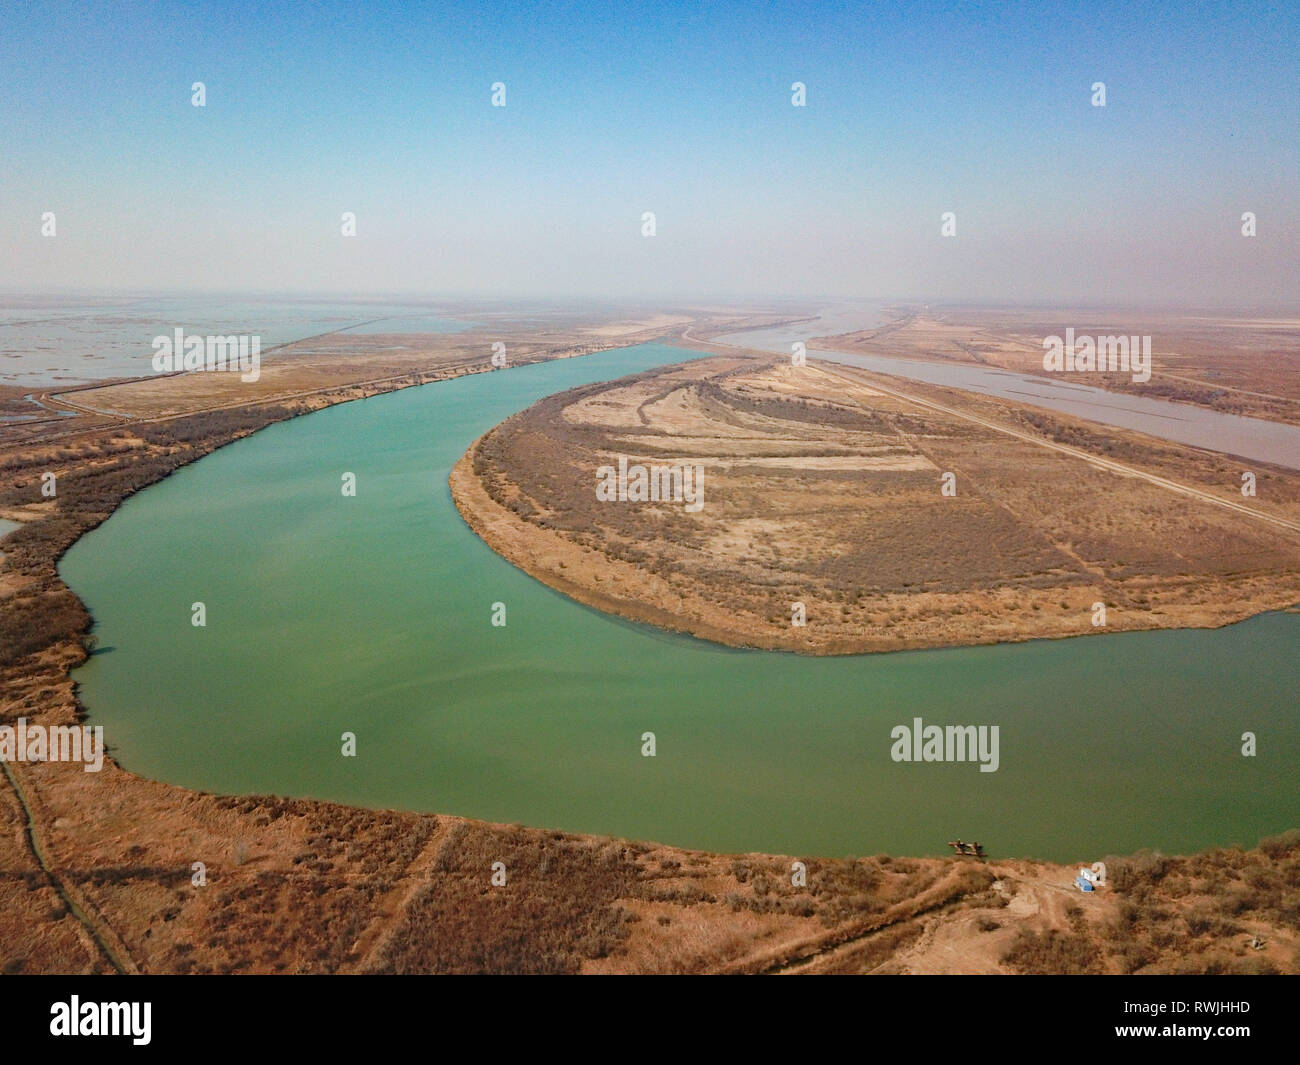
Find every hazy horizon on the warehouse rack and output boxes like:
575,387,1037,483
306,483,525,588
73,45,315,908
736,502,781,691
3,1,1298,305
4,290,1299,316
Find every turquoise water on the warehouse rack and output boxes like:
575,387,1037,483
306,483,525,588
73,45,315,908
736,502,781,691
60,343,1300,860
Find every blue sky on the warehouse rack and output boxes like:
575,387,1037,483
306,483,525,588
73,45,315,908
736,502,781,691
2,0,1296,304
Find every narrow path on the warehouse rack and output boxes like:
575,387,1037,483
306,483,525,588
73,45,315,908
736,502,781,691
0,757,136,974
817,363,1300,537
344,818,461,973
716,867,984,975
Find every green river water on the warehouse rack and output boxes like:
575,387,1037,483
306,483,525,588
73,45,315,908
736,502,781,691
60,343,1299,860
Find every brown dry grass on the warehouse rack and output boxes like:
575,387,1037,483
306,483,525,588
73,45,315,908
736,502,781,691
453,356,1300,654
0,307,1295,974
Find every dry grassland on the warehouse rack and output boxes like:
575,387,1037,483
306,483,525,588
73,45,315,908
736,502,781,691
454,356,1300,654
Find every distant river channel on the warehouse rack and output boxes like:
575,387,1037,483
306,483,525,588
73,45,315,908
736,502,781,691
61,342,1300,860
721,308,1300,471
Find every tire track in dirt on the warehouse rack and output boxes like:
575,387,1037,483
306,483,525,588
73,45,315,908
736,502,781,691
344,817,462,973
0,756,136,974
816,363,1300,537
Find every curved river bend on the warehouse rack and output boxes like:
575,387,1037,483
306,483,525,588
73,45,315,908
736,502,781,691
62,343,1300,860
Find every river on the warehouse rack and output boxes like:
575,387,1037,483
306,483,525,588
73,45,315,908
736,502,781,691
60,342,1300,860
720,306,1300,471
